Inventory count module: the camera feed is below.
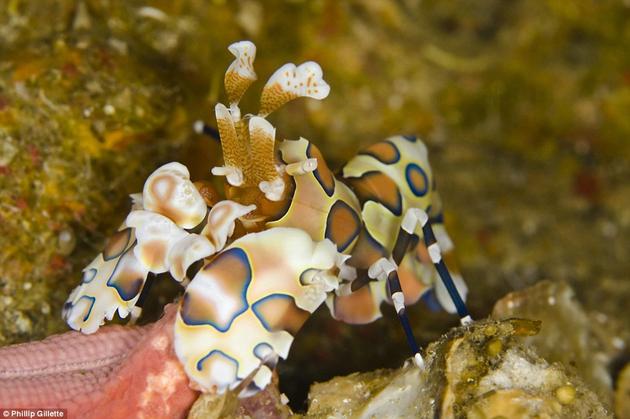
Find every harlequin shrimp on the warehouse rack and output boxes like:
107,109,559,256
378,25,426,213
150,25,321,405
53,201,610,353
63,40,471,396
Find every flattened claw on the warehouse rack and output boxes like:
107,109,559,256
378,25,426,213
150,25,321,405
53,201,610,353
63,227,149,334
126,210,188,273
168,234,215,282
174,228,343,395
201,200,256,251
260,62,330,116
142,162,207,229
225,40,257,106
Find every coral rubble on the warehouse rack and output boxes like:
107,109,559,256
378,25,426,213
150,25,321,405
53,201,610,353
305,319,611,418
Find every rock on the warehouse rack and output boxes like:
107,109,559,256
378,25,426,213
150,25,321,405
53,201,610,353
492,280,628,408
307,367,422,418
305,319,611,418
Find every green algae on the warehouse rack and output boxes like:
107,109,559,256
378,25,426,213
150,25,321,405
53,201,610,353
0,33,182,343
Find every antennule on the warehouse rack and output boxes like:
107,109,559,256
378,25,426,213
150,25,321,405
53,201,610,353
259,61,330,116
225,41,257,106
249,116,279,184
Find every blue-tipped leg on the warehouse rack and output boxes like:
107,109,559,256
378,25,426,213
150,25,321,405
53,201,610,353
369,258,424,368
418,210,471,324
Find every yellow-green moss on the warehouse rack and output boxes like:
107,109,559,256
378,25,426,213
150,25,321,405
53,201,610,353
0,33,182,343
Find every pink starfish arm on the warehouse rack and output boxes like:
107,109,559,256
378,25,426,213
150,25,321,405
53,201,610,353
0,305,198,419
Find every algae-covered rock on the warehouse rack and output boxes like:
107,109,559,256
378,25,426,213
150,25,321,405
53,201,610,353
0,0,77,46
492,280,629,408
0,33,185,344
616,362,630,419
305,319,611,418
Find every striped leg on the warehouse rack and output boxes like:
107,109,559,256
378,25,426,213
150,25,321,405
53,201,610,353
400,208,472,325
239,347,280,398
349,221,416,293
369,258,424,368
193,120,220,141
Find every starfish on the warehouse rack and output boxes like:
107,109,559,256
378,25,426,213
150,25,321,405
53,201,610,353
0,305,198,418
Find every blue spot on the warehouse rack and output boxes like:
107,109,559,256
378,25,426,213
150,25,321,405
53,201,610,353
349,171,403,216
252,342,277,368
325,200,361,252
78,295,96,321
196,349,239,374
358,140,401,165
405,163,429,197
253,342,274,360
82,268,97,284
243,381,263,395
402,135,417,142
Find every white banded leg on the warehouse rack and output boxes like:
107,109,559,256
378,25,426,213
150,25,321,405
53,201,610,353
369,258,424,369
238,346,280,398
400,208,472,325
193,120,220,141
284,158,318,176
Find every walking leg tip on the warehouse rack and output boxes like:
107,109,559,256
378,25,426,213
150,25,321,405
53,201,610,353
460,315,473,325
129,306,143,325
414,353,425,369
